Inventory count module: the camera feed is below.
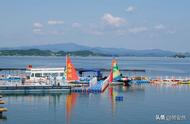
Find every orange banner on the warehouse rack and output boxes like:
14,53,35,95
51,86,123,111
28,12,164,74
66,55,79,81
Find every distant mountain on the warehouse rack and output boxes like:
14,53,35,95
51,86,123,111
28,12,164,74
15,43,90,52
90,47,175,57
0,49,99,57
0,42,177,57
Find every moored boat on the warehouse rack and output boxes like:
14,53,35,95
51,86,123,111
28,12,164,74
0,55,92,94
129,76,149,84
150,78,181,85
179,80,190,84
25,66,65,86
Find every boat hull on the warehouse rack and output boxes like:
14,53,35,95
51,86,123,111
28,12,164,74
109,82,123,86
179,81,190,84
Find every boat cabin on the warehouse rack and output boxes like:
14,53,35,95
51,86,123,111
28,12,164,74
26,67,65,82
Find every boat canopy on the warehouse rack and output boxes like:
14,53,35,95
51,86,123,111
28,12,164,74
78,69,102,77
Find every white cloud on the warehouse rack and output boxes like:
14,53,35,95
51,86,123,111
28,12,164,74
48,20,64,25
129,26,148,33
126,6,135,12
89,30,103,35
33,28,41,32
102,13,126,27
33,21,64,35
49,30,64,35
167,30,176,34
33,28,45,35
153,24,176,35
33,28,64,35
33,22,43,28
155,24,165,30
72,22,81,28
115,29,127,35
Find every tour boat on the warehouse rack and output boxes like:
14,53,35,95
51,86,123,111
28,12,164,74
25,65,66,85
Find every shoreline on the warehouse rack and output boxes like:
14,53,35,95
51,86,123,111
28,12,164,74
0,55,188,58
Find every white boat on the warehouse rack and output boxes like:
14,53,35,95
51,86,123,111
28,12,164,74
151,79,180,85
25,66,66,85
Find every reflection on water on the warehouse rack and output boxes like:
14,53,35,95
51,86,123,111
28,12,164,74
2,84,190,124
66,93,78,124
1,57,190,123
0,115,7,121
107,85,145,114
2,85,145,124
108,87,117,114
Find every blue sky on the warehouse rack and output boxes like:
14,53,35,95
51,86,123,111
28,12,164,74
0,0,190,52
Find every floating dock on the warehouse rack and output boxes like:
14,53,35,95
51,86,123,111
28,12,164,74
0,85,72,94
72,76,110,93
130,80,150,84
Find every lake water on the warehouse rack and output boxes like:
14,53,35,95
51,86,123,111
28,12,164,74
1,56,190,124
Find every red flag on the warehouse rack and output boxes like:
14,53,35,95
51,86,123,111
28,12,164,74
109,70,113,83
66,55,79,81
